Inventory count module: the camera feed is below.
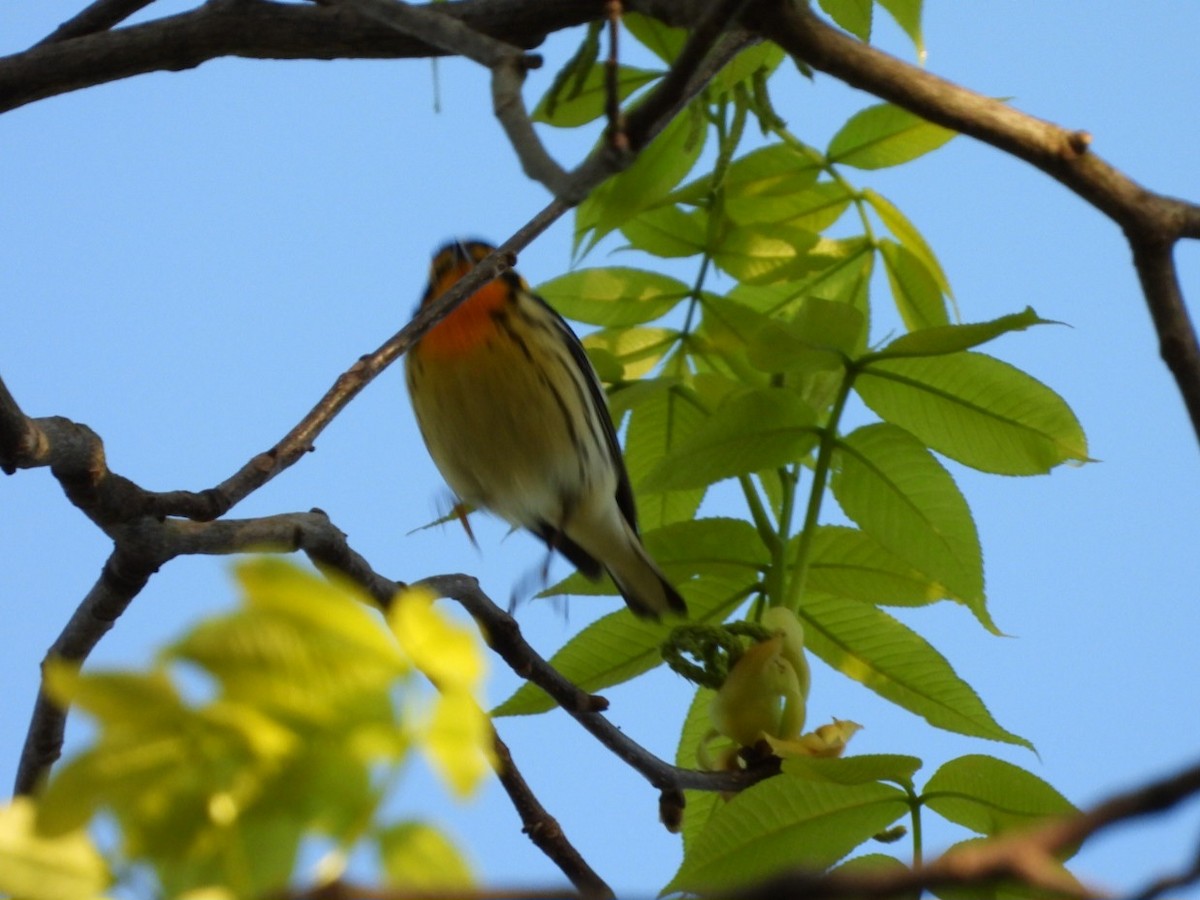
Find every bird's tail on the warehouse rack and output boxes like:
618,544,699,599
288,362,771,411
605,523,688,620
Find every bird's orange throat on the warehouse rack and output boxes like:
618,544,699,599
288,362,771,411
415,276,510,361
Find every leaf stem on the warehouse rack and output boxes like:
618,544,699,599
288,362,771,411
909,791,925,867
784,366,856,611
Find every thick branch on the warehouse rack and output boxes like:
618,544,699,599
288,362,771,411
34,0,158,46
0,373,222,522
1,0,597,115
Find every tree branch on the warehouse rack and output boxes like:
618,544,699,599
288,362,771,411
0,0,598,115
33,0,158,46
420,574,779,805
14,545,162,794
491,730,614,899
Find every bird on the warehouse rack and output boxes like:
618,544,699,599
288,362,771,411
404,239,686,621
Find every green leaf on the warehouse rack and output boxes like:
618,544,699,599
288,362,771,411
801,237,875,318
623,12,687,63
545,518,768,599
721,143,823,219
712,41,786,92
807,525,944,606
868,307,1049,358
863,188,949,296
782,753,922,787
576,109,706,250
713,224,823,285
678,687,725,852
833,852,912,877
757,296,866,368
620,204,708,258
622,378,708,528
856,351,1089,475
643,388,819,492
827,102,955,169
0,799,109,900
923,755,1076,837
666,777,907,892
537,267,690,327
879,238,949,330
532,64,660,127
877,0,925,57
694,295,778,386
378,821,474,888
801,594,1029,747
729,180,854,233
492,575,747,717
583,326,678,381
819,0,872,41
831,424,983,608
651,516,771,580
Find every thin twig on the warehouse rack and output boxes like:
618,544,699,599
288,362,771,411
491,54,571,196
14,546,161,794
491,730,614,899
603,0,626,152
420,574,779,801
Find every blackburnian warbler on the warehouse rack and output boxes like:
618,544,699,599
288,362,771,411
405,240,686,620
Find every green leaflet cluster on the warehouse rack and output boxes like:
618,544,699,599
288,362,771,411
502,4,1089,890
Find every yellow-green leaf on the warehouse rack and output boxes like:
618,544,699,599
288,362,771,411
828,102,955,170
831,424,983,608
538,266,690,327
622,12,686,63
877,0,925,58
666,777,907,893
621,204,708,258
389,587,486,692
856,351,1089,475
576,109,705,250
806,525,944,606
379,821,474,888
713,224,822,285
532,64,660,128
801,594,1029,747
923,755,1077,837
421,690,494,798
878,238,949,330
583,326,679,381
863,187,949,295
867,307,1049,359
0,798,109,900
643,388,819,492
819,0,872,41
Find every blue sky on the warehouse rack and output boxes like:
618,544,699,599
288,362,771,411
3,1,1200,895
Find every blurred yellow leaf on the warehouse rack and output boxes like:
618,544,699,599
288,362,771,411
388,588,485,692
422,691,495,798
379,820,474,888
0,798,109,900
